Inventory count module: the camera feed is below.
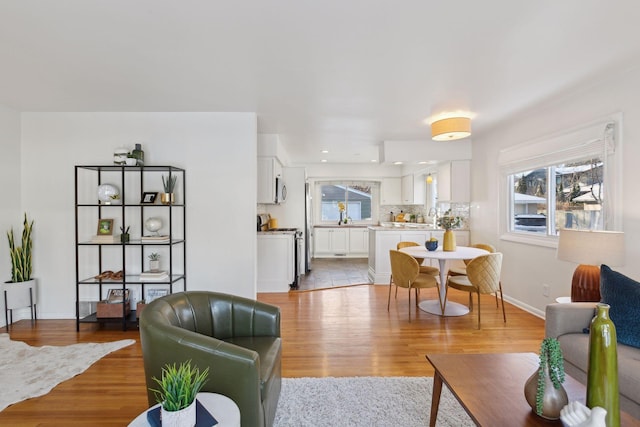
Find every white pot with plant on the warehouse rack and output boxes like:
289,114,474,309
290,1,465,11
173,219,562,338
148,252,160,272
161,174,177,205
150,360,209,427
4,214,37,314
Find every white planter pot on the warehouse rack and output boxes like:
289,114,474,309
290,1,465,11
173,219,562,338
161,399,196,427
149,260,160,272
3,279,37,310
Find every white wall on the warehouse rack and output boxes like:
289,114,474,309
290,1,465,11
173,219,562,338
472,62,640,316
16,112,257,321
0,105,22,326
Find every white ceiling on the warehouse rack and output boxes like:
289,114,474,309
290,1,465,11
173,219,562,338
2,1,640,164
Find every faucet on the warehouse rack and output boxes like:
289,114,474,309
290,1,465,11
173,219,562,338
427,208,438,228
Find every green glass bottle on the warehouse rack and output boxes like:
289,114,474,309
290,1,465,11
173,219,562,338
586,303,620,427
132,143,144,165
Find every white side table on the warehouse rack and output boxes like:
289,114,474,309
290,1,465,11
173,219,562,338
128,393,240,427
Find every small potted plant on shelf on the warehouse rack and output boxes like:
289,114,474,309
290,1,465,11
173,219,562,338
148,252,160,272
3,213,37,316
150,360,209,427
524,337,568,420
161,174,177,205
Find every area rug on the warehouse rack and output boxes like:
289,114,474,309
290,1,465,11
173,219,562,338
0,333,135,411
273,376,474,427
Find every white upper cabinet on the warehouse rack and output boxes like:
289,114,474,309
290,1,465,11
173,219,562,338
437,160,470,202
257,156,283,204
380,177,401,205
401,174,425,205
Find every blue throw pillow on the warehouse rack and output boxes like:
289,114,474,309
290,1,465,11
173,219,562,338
600,265,640,349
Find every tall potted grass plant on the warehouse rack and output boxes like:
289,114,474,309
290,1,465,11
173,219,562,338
4,214,37,319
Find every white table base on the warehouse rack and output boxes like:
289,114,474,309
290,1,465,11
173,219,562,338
419,299,470,316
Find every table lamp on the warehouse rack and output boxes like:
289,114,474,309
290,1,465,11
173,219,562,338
556,229,624,302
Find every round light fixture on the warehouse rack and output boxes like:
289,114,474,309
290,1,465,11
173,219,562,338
431,117,471,141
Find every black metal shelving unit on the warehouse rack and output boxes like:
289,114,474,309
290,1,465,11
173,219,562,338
74,165,186,331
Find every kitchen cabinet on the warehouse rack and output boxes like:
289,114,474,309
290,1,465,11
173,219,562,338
348,228,369,255
380,177,401,205
437,160,470,202
74,165,186,331
314,228,348,256
367,227,469,284
257,156,283,204
257,233,295,292
401,174,425,205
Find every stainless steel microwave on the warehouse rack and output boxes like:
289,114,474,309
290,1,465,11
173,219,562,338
275,176,287,204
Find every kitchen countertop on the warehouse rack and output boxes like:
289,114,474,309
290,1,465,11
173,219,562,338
313,224,369,228
257,230,297,235
368,224,469,231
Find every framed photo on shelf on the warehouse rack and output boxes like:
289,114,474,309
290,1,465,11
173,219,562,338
141,192,158,204
97,218,114,235
146,288,169,304
106,288,130,303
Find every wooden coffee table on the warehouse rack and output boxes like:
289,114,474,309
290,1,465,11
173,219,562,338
426,352,639,426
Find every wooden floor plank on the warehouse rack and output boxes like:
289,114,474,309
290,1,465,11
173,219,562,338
0,285,545,425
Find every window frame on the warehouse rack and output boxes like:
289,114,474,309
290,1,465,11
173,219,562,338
499,115,622,248
314,180,379,225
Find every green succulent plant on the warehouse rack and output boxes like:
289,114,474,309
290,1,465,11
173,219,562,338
162,174,177,193
148,252,160,261
7,213,34,283
150,360,209,412
535,337,565,416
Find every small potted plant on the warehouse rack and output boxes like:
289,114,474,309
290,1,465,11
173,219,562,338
148,252,160,272
161,174,177,205
4,213,37,314
524,337,568,419
150,360,209,427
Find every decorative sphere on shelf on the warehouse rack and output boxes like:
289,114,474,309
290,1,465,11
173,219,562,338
145,217,163,235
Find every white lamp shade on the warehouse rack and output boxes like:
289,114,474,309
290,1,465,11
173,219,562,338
556,229,624,266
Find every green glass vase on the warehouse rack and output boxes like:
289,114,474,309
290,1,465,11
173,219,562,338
586,303,620,427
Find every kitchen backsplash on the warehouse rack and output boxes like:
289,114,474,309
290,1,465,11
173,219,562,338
379,202,470,229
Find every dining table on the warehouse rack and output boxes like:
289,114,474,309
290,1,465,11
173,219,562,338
399,245,489,316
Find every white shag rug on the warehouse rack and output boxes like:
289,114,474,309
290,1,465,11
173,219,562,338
274,376,474,427
0,333,135,411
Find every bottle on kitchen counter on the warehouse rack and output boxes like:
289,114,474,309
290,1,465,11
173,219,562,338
390,211,394,221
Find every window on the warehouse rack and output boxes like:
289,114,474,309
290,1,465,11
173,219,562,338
509,157,603,235
318,182,375,223
499,116,621,245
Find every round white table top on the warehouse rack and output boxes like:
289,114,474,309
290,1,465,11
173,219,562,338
400,245,489,260
128,392,240,427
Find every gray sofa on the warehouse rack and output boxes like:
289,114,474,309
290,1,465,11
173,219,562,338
545,302,640,419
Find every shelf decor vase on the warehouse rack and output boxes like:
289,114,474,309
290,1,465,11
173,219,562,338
587,303,620,427
443,230,456,251
160,398,196,427
161,192,175,205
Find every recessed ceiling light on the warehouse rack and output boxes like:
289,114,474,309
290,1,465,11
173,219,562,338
418,161,428,164
394,161,403,165
371,159,377,163
321,150,329,154
321,159,327,163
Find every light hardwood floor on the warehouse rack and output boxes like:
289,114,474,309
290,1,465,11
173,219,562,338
0,285,545,426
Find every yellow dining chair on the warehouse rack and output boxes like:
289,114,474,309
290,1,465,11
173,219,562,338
444,252,505,329
391,241,440,300
388,250,441,322
447,243,499,309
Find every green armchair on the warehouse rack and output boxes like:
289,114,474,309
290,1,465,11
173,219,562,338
139,291,282,427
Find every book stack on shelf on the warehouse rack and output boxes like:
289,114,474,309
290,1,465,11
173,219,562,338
91,234,121,243
141,234,170,243
139,270,169,281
